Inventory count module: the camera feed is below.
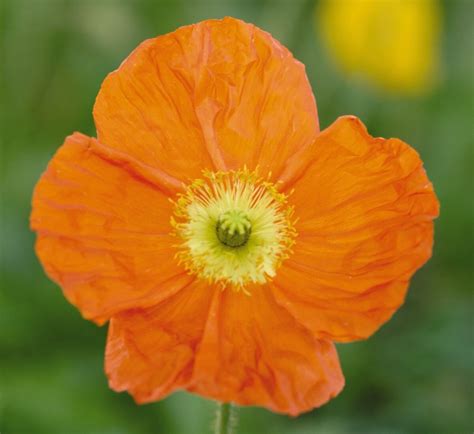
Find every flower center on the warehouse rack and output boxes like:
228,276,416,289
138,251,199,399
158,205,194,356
171,169,296,290
216,210,251,248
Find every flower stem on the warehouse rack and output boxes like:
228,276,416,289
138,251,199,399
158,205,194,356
214,402,236,434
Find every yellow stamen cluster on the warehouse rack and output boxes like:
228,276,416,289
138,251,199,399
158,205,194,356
171,169,296,290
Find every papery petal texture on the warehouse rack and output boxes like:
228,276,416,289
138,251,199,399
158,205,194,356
93,17,319,180
189,286,344,415
275,116,439,342
105,280,213,402
31,133,193,323
106,284,344,415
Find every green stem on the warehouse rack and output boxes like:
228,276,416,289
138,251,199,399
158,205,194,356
215,402,236,434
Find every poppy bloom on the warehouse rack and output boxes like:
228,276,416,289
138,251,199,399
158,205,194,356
31,17,439,416
316,0,441,93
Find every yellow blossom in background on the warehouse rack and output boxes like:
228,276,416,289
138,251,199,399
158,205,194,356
316,0,442,94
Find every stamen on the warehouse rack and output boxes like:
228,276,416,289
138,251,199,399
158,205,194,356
170,169,296,290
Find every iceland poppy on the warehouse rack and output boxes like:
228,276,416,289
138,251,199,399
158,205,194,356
31,17,439,416
316,0,441,93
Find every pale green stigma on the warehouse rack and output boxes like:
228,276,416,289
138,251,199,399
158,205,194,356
171,169,296,290
216,210,252,248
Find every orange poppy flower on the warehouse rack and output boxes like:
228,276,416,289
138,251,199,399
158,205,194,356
30,17,439,416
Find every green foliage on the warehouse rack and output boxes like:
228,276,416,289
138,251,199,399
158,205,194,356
1,0,472,433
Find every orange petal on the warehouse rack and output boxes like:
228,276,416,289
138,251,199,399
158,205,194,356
93,17,319,180
31,132,192,324
105,280,213,403
189,286,344,416
276,116,439,342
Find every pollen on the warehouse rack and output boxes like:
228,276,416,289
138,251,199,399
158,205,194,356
171,169,296,290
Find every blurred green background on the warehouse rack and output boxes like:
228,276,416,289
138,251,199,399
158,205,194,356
1,0,472,433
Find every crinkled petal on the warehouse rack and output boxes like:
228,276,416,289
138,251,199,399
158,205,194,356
31,132,192,324
276,116,439,342
105,280,213,403
189,286,344,416
93,17,319,180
